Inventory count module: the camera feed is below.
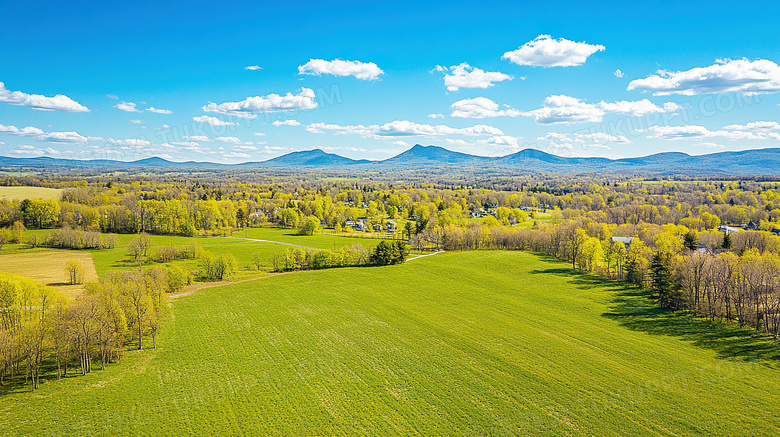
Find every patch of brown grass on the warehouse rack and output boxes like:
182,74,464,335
0,249,98,300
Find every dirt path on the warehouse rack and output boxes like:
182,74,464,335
222,236,319,250
407,250,444,261
169,272,286,298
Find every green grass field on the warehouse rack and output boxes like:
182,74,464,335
3,251,780,435
0,186,62,200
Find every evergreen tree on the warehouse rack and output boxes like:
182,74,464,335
650,252,680,309
683,231,698,251
722,231,732,250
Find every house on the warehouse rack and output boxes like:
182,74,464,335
718,224,740,235
386,222,397,232
771,228,780,236
743,221,760,230
345,219,355,227
354,222,365,231
610,236,634,248
357,217,368,223
373,223,382,232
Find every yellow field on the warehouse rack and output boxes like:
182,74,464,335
0,186,63,201
0,249,98,299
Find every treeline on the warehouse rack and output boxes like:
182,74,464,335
3,176,780,241
273,241,409,272
0,268,176,391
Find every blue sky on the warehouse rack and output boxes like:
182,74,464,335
1,0,780,163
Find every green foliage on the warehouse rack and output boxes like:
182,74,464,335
298,216,320,236
651,252,681,309
683,231,698,251
200,251,237,281
370,240,409,266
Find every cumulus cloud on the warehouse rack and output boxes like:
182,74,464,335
298,59,383,80
9,145,63,156
215,136,244,144
537,132,574,149
722,121,780,131
598,99,680,116
129,119,143,124
183,135,211,142
107,138,153,148
436,63,513,91
628,58,780,95
245,65,262,71
697,142,725,148
502,35,605,67
203,88,318,119
614,69,624,78
0,82,89,112
306,120,503,138
272,119,301,126
450,97,521,118
645,124,780,141
428,113,445,119
253,132,266,136
146,107,173,114
521,95,604,124
223,152,251,159
393,140,410,147
192,115,239,126
115,101,141,113
234,145,258,151
0,124,99,143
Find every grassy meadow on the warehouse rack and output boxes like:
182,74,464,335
2,251,780,435
0,186,62,201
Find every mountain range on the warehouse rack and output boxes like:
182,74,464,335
2,145,779,175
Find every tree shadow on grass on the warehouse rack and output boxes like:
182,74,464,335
531,266,780,367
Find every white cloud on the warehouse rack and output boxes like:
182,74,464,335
645,124,780,141
215,136,242,143
428,113,445,119
502,35,605,67
450,97,521,118
298,59,383,80
234,145,258,151
722,121,780,131
203,88,318,119
0,81,89,112
598,99,680,116
480,135,521,149
146,107,173,114
436,63,513,91
10,145,48,156
614,69,624,78
0,123,99,143
105,94,118,100
129,119,143,124
306,120,503,138
628,58,780,96
171,141,201,148
223,152,251,159
108,138,153,148
537,132,574,149
183,135,211,142
522,95,604,124
115,101,141,113
253,132,266,136
272,119,301,127
192,115,239,126
574,132,629,148
245,65,262,71
393,140,410,147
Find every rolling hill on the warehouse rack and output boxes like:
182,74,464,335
2,145,780,175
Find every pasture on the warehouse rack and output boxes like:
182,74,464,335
0,186,62,201
3,251,780,435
